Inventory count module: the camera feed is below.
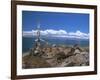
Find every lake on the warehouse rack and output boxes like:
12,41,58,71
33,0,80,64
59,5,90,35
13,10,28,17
22,37,89,53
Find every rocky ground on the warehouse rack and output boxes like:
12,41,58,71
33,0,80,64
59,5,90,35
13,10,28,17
22,44,89,69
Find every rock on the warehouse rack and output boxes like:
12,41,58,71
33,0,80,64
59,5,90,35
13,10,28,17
22,55,51,69
60,53,89,67
23,45,89,68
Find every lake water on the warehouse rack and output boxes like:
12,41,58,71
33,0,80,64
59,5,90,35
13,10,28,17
22,37,89,53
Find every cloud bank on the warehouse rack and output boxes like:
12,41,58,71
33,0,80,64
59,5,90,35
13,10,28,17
23,29,89,39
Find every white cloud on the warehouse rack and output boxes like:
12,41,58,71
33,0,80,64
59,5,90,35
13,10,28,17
23,29,67,36
68,30,89,39
69,30,88,36
23,31,33,37
23,29,89,39
41,29,67,35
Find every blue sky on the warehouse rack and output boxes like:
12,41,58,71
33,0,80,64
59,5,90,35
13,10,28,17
22,11,89,39
22,11,89,33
